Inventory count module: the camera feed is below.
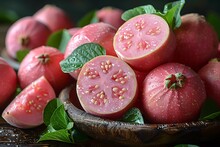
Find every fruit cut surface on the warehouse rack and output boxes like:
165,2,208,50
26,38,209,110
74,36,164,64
114,14,170,59
114,14,175,72
2,76,56,128
77,55,137,119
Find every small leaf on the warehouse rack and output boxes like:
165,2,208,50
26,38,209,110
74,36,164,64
40,98,91,144
121,0,185,29
163,0,185,29
38,129,73,143
77,10,98,27
121,5,157,21
200,111,220,121
121,107,144,124
0,9,18,23
16,49,29,63
50,104,72,130
60,43,106,73
47,29,71,53
206,11,220,39
46,124,57,133
67,122,74,130
13,86,22,97
43,98,63,126
199,98,220,119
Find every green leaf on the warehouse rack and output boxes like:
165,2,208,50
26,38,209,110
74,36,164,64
163,0,185,29
77,10,98,27
47,29,71,53
199,98,220,119
121,0,185,29
121,5,157,21
13,86,22,97
40,98,90,144
206,11,220,39
50,104,72,130
46,124,57,133
121,107,144,124
60,43,106,73
200,111,220,121
67,122,74,130
38,129,73,143
0,9,19,23
43,98,63,126
16,49,30,63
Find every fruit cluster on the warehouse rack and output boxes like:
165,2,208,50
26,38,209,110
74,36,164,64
1,1,220,129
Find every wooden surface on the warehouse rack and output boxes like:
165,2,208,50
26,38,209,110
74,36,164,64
0,117,132,147
1,110,220,147
0,117,53,146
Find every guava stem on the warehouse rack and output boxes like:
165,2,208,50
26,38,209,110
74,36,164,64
165,73,185,89
19,36,29,47
37,54,50,64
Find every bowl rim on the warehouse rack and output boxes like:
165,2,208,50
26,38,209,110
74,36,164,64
59,85,220,145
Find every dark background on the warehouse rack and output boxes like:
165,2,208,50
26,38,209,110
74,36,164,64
0,0,220,24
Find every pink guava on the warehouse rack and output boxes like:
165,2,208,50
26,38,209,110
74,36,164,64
33,4,73,32
96,7,125,29
5,16,51,59
77,55,137,119
172,13,219,71
18,46,73,94
2,76,56,128
64,22,117,79
198,58,220,107
113,14,176,72
142,63,206,123
68,27,81,36
133,69,148,114
0,57,17,110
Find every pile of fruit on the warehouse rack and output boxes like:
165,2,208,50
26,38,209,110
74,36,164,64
0,0,220,135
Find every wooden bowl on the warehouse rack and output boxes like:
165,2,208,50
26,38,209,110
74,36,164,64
59,86,220,146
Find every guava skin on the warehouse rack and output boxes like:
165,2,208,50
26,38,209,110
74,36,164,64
64,22,117,79
142,63,206,124
0,57,17,111
198,59,220,107
5,17,51,59
33,4,73,32
18,46,72,95
173,13,219,71
68,27,81,36
96,7,125,29
2,76,56,128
